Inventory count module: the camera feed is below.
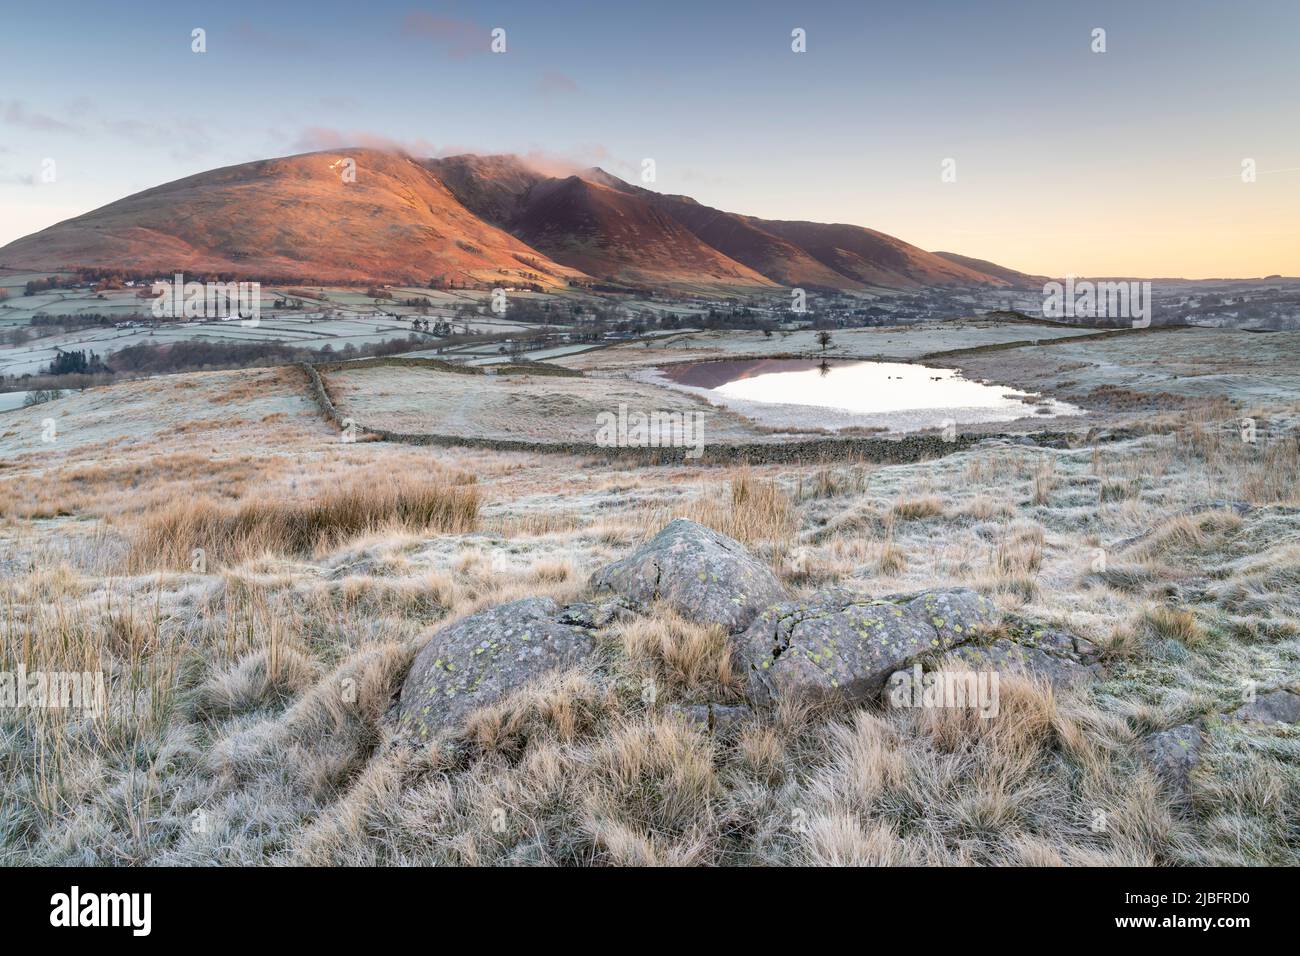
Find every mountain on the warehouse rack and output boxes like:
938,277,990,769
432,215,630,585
429,157,1032,290
931,251,1046,287
0,149,586,287
506,176,776,291
564,172,1027,290
570,178,856,290
1,147,1038,292
425,156,775,292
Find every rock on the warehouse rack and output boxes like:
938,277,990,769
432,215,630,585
557,600,633,630
905,588,1000,646
395,597,595,737
1229,689,1300,725
945,639,1102,689
805,584,874,605
1005,618,1103,662
708,703,752,732
736,591,993,707
590,519,786,633
1141,722,1203,794
665,704,711,729
664,702,752,733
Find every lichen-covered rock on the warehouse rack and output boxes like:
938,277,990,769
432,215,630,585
590,519,786,633
905,588,1000,646
737,593,983,707
945,638,1102,689
395,597,595,737
1141,722,1203,794
557,600,633,630
1229,689,1300,725
1004,618,1103,662
664,702,753,733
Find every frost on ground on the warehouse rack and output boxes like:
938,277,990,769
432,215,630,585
1,330,1297,866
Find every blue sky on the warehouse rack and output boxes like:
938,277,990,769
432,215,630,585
2,0,1297,276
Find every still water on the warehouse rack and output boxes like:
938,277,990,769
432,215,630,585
655,359,1078,431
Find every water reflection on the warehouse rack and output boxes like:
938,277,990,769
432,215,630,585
658,358,1041,415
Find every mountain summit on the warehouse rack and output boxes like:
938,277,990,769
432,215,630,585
1,149,1040,291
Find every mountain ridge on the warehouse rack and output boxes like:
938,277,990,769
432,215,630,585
1,148,1041,292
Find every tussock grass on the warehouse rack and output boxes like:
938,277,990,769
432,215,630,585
619,605,739,698
961,495,1014,521
992,524,1044,577
797,463,871,500
1139,605,1206,648
1135,509,1242,559
1032,459,1057,506
129,475,480,571
891,495,944,520
6,380,1300,867
640,469,795,558
1100,478,1143,503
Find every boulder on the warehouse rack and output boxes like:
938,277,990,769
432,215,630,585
590,519,786,633
395,597,595,737
905,588,1000,646
1004,618,1103,662
1229,689,1300,725
945,639,1102,689
1140,722,1203,794
557,600,633,630
736,590,1000,707
664,702,753,733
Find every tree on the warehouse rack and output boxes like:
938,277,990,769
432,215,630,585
816,330,833,352
45,349,105,376
23,388,64,407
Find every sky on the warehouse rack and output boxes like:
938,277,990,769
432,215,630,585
1,0,1296,278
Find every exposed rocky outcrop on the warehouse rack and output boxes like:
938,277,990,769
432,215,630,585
664,702,753,733
945,639,1102,689
393,524,1111,736
1141,722,1203,795
1230,689,1300,725
395,597,597,738
735,587,1002,707
590,519,787,633
945,618,1103,689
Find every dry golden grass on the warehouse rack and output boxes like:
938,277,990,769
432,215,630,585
992,524,1044,577
797,463,871,500
877,543,907,575
4,368,1299,868
1032,459,1057,506
637,468,795,557
1132,509,1242,560
1138,604,1206,648
890,495,944,520
618,605,739,697
128,474,480,571
961,495,1014,521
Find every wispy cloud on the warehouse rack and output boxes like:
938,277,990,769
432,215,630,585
286,129,624,178
292,126,439,156
537,71,579,96
0,170,37,186
237,21,313,51
101,117,214,160
2,100,79,133
401,10,491,58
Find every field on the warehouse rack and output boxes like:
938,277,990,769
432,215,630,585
554,317,1107,370
1,322,1297,866
0,277,585,379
